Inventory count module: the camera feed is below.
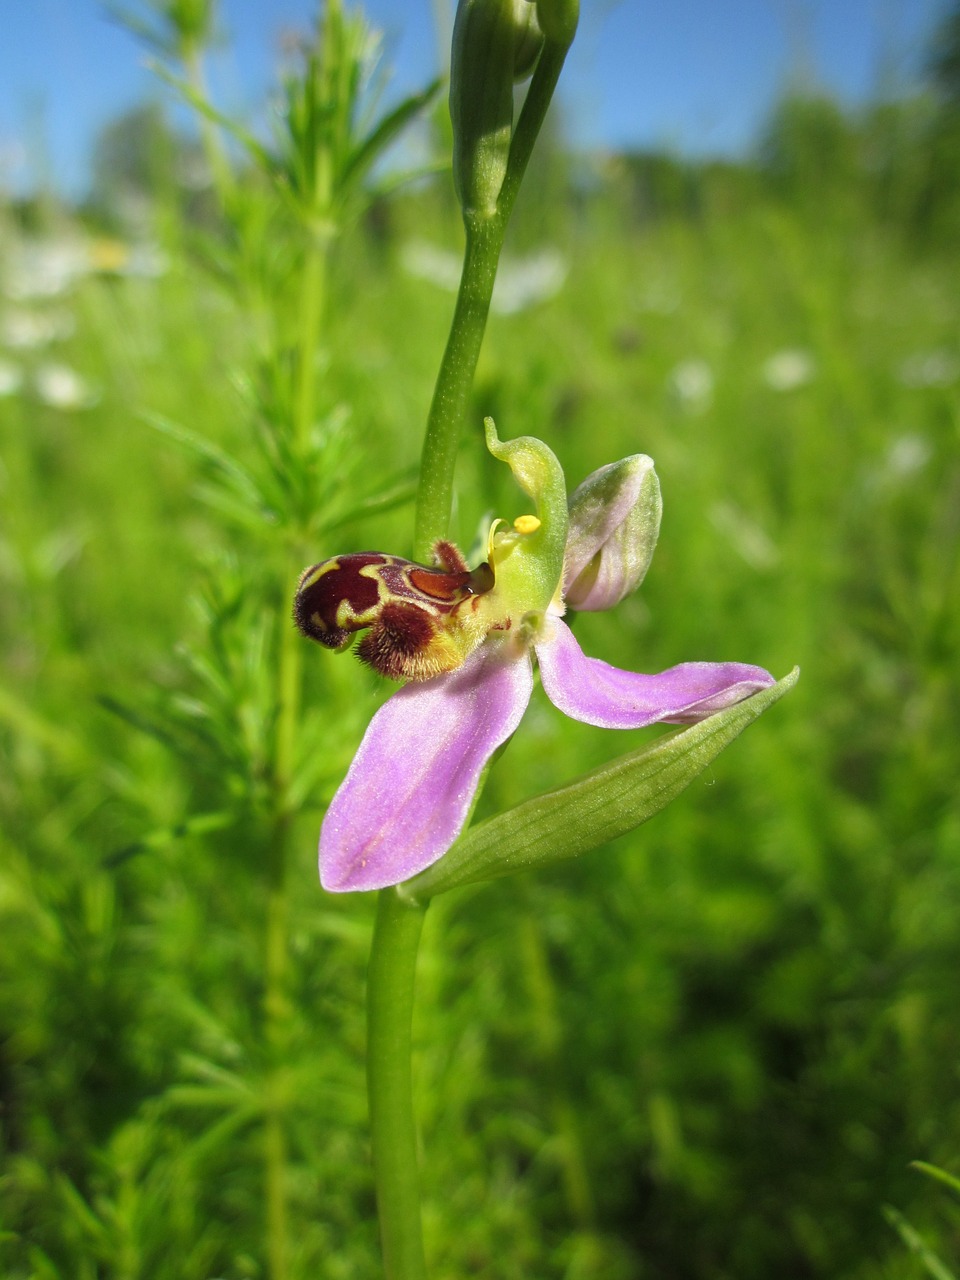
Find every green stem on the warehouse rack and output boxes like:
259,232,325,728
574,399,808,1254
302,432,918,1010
367,889,430,1280
374,27,577,1280
182,41,236,212
263,229,329,1280
295,234,328,455
264,809,292,1280
519,917,595,1228
414,216,503,561
412,36,575,562
264,1043,290,1280
496,39,572,225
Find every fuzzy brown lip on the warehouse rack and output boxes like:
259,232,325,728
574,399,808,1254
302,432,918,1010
294,547,496,675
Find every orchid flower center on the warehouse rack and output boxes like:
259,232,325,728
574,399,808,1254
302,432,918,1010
513,514,541,534
294,423,569,682
476,419,568,633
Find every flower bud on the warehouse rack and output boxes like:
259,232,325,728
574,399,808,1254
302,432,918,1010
564,455,661,611
450,0,544,219
535,0,578,45
511,2,544,79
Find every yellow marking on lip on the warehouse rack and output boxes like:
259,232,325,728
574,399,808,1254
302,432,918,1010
513,514,541,534
297,559,339,591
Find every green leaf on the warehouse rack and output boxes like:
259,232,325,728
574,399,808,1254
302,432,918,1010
0,683,88,767
147,60,273,171
404,667,799,901
883,1205,957,1280
912,1162,960,1200
367,158,450,200
342,77,444,192
101,811,233,868
141,411,268,512
103,3,175,58
98,694,181,751
320,470,417,535
54,1174,109,1247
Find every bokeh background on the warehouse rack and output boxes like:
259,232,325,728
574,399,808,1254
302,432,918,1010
2,2,959,1277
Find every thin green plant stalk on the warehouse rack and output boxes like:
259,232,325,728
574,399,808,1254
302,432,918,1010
264,229,330,1280
518,916,595,1228
413,215,502,561
263,1042,291,1280
294,237,328,455
367,889,429,1280
367,24,577,1279
182,40,237,212
413,35,576,561
264,809,293,1280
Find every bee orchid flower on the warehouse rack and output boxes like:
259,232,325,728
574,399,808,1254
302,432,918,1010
295,420,775,892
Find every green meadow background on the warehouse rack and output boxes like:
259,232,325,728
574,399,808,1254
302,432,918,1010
2,5,960,1278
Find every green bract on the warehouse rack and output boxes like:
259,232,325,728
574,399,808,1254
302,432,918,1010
401,666,800,901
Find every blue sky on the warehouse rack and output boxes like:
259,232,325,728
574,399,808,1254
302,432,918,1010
0,0,949,197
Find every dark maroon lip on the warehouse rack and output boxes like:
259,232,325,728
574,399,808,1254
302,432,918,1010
294,547,495,675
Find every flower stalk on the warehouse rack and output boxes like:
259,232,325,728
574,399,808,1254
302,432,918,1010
367,889,430,1280
373,9,577,1271
414,216,502,561
266,224,332,1280
414,9,578,560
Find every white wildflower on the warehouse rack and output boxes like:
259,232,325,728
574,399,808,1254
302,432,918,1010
863,432,933,497
636,281,681,315
3,238,91,301
897,350,958,389
83,237,169,279
0,358,23,397
34,362,99,411
669,358,713,411
1,307,74,350
709,501,780,571
762,348,815,391
122,244,169,279
885,434,931,478
400,241,461,292
488,249,567,314
401,241,567,314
